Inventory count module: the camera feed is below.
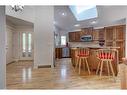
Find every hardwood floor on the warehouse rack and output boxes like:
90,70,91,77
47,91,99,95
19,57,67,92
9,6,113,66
6,58,121,89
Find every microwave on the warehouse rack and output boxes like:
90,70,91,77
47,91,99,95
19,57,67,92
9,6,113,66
80,35,92,42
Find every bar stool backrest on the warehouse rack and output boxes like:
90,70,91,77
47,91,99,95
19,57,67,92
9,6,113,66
96,49,116,60
76,48,90,57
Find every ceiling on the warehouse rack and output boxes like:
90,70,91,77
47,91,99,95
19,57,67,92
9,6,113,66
6,15,34,26
54,6,127,32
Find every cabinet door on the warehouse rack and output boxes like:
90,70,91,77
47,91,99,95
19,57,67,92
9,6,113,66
98,28,105,40
69,32,76,42
80,28,88,37
115,25,125,40
55,48,62,59
93,29,99,40
116,41,125,62
105,26,114,41
75,32,80,42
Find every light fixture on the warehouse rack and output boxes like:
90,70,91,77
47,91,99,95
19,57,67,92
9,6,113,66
62,13,65,16
11,5,24,12
91,21,97,24
74,24,80,27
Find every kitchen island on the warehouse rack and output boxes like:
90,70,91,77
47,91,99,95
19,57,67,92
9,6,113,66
70,46,120,76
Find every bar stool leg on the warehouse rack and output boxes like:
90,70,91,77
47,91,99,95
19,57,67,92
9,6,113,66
78,58,81,74
85,58,91,75
75,57,79,70
100,60,103,77
83,58,86,71
106,61,110,76
109,61,116,82
96,60,101,75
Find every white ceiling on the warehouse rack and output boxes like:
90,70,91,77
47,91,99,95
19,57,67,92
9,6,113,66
54,6,127,32
6,15,34,26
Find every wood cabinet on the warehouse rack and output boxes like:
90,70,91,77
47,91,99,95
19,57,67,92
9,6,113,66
120,63,127,89
75,32,80,41
68,25,125,62
69,27,93,42
80,27,93,37
55,48,62,59
121,59,127,89
69,32,76,42
93,28,105,40
105,25,126,62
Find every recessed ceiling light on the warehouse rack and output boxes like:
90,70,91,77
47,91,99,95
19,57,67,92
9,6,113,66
61,12,66,16
74,24,80,27
91,21,97,24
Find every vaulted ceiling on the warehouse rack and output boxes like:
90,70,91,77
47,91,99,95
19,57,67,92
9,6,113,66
54,6,127,32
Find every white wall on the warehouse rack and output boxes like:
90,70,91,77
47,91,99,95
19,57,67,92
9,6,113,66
6,6,35,23
124,18,127,59
34,6,54,68
0,6,6,89
6,25,14,64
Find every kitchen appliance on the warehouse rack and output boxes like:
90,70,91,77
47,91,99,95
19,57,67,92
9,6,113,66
62,47,70,58
80,35,92,42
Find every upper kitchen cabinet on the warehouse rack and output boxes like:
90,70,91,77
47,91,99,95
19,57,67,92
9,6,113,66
69,32,76,42
115,25,125,41
105,26,115,41
104,25,126,62
75,31,81,42
69,27,93,42
105,26,115,47
93,28,105,41
69,31,81,42
80,27,93,37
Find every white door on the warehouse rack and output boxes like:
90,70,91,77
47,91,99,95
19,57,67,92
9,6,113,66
20,32,33,60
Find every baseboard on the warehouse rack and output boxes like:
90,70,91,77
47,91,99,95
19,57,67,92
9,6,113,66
38,65,51,68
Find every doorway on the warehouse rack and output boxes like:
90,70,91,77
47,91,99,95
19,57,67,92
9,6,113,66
20,32,33,60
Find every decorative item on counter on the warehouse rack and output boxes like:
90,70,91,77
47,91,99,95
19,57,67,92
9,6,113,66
99,40,105,46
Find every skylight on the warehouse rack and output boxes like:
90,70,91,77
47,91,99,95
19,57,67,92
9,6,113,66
69,5,98,21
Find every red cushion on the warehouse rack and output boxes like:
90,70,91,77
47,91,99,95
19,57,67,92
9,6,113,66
98,53,114,60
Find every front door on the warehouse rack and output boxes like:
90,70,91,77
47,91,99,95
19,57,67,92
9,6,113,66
20,32,33,60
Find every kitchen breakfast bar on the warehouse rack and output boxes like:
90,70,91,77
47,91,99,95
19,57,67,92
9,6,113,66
71,46,120,76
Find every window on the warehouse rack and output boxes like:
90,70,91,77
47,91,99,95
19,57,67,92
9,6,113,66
22,33,26,52
28,33,32,52
61,36,66,46
69,5,98,21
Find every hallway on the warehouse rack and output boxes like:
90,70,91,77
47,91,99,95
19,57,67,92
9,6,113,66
7,58,121,89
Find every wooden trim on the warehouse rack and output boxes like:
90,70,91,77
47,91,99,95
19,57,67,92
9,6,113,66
38,65,51,68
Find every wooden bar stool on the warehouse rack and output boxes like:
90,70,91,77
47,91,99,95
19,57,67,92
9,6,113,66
75,48,91,75
96,49,116,80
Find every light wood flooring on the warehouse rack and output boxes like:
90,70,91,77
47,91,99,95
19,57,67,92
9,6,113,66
6,58,121,89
